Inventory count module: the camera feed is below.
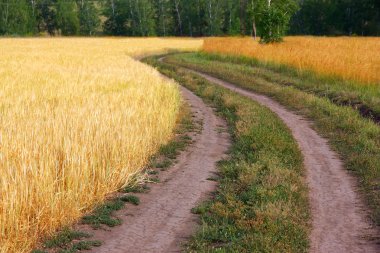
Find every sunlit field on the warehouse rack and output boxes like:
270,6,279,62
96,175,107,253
0,38,201,252
203,37,380,85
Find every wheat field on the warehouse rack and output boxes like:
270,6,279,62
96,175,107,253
0,38,202,252
203,37,380,85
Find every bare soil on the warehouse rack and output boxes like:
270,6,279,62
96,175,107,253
188,69,379,253
85,86,230,253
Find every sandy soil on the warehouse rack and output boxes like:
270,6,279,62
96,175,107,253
86,86,230,253
187,69,379,253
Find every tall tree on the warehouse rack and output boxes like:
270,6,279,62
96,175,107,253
103,0,156,36
259,0,298,43
77,0,100,35
103,0,121,35
172,0,183,35
56,0,79,35
247,0,266,39
224,0,240,35
290,0,380,36
204,0,224,35
33,0,57,35
132,0,156,36
239,0,248,34
155,0,173,36
1,0,378,37
0,0,34,35
178,0,205,36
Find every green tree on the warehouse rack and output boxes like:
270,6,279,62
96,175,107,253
224,0,240,35
247,0,266,39
132,0,156,36
0,0,34,35
103,0,156,36
33,0,58,35
155,0,174,36
259,0,298,43
103,0,122,35
290,0,380,36
56,0,79,35
204,0,224,35
177,0,206,36
77,0,100,35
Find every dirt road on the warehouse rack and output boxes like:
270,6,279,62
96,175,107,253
182,68,378,253
89,86,230,253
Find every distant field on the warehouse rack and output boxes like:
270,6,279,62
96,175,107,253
203,37,380,85
0,38,201,253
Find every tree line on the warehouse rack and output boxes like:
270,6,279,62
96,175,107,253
0,0,379,39
290,0,380,36
0,0,298,41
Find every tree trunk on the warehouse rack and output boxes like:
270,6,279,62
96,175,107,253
240,0,247,35
5,0,9,32
111,0,115,16
208,0,212,35
197,0,202,35
174,0,182,35
128,0,136,35
30,0,36,16
159,0,166,36
135,0,144,36
251,0,256,40
268,0,272,37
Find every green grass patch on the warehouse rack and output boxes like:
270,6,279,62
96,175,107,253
33,228,95,253
122,184,150,194
82,199,124,229
154,159,173,169
120,195,140,205
145,55,310,252
159,140,187,159
149,177,160,183
59,240,102,253
44,228,91,248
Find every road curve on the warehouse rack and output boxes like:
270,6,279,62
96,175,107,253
89,86,230,253
178,67,379,253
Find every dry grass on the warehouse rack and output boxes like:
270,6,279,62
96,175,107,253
0,38,202,253
203,37,380,85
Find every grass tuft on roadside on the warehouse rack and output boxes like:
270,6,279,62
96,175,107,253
43,228,91,248
120,195,140,205
82,199,125,229
31,228,100,253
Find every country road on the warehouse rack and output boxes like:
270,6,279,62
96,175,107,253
176,64,379,253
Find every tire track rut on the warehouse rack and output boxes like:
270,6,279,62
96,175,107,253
89,86,230,253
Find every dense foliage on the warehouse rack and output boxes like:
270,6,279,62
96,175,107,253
291,0,380,36
0,0,296,39
0,0,379,37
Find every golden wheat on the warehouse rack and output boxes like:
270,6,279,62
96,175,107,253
0,38,202,253
203,36,380,84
